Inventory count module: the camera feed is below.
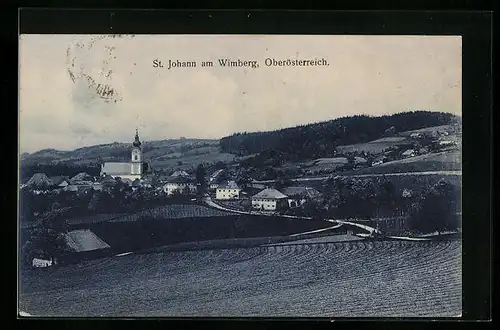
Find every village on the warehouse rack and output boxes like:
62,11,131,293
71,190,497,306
20,123,462,271
21,124,460,217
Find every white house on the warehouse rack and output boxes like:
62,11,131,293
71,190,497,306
216,181,241,200
32,257,53,268
163,176,197,195
251,188,288,211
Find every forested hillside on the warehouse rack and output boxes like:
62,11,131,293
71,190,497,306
219,111,459,161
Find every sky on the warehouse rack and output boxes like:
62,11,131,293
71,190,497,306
19,35,461,153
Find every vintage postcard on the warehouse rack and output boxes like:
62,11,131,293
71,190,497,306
18,34,462,317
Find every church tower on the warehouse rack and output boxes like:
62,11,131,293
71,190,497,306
131,129,143,176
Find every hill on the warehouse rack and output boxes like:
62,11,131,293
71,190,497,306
220,111,459,162
20,138,236,182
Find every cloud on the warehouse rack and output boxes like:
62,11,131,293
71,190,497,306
19,35,461,153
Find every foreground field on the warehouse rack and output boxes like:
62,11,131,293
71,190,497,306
19,239,461,317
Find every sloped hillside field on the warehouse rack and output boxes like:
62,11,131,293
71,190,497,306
19,239,461,317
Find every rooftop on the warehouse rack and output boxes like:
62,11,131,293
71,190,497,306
252,188,288,199
165,176,196,184
217,180,240,189
282,186,322,199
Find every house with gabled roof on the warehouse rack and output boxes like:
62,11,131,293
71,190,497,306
26,173,52,189
251,188,288,211
216,180,241,200
70,172,94,184
170,170,190,178
163,175,197,195
402,149,416,158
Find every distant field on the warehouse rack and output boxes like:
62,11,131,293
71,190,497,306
351,150,461,175
110,205,236,223
398,124,455,136
337,137,409,154
378,150,460,166
265,234,365,246
64,229,110,252
151,149,236,170
19,239,461,317
64,205,236,226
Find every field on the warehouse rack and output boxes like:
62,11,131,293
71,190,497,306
350,150,461,175
305,157,349,172
398,124,456,137
109,205,236,223
151,146,236,170
65,205,236,226
64,229,110,252
336,136,409,154
19,239,461,317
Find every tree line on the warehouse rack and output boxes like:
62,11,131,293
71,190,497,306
285,176,461,234
220,111,458,162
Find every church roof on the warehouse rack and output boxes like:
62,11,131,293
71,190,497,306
101,162,132,175
133,129,141,148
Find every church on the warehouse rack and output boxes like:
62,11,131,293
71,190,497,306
100,130,146,181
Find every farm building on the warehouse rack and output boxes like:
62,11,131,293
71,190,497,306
70,172,94,184
410,132,423,139
163,176,197,195
26,173,52,189
170,170,190,178
216,181,241,200
251,188,288,211
32,257,53,268
282,186,322,208
439,140,456,147
402,149,416,158
354,157,368,165
100,130,145,181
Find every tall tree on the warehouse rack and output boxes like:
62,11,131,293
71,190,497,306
195,164,207,195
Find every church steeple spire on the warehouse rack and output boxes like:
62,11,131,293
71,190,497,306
133,129,141,148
